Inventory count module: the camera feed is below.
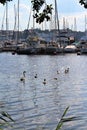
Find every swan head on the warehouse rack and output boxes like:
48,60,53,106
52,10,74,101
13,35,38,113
23,71,26,77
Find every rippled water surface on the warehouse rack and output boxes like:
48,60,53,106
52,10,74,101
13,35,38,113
0,52,87,130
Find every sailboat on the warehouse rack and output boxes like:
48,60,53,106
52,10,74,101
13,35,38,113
16,0,65,55
16,0,60,55
2,1,15,52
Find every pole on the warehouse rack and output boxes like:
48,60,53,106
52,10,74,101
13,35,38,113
6,1,8,40
17,0,19,43
55,0,61,47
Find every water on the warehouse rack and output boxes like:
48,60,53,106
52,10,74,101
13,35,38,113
0,52,87,130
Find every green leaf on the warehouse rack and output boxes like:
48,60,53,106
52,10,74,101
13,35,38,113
55,122,63,130
61,106,69,118
1,112,14,122
61,116,77,122
55,106,69,130
0,116,8,122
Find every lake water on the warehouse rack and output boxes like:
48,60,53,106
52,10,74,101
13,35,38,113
0,52,87,130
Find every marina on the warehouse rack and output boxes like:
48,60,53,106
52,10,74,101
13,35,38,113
0,0,87,130
0,52,87,129
0,29,85,55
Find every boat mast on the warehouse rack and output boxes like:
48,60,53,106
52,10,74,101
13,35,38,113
55,0,56,30
55,0,59,31
55,0,61,46
27,5,32,30
17,0,19,43
6,1,8,40
85,15,87,36
33,10,35,29
14,4,17,31
12,4,17,41
1,9,5,30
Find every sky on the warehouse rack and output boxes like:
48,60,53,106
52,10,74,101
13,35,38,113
0,0,87,31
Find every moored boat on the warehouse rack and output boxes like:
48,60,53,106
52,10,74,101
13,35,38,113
16,47,38,55
64,45,77,53
81,48,87,54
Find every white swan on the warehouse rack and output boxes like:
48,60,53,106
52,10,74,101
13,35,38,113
20,71,26,81
64,68,69,73
43,79,46,85
34,74,37,78
54,77,57,80
57,70,60,74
